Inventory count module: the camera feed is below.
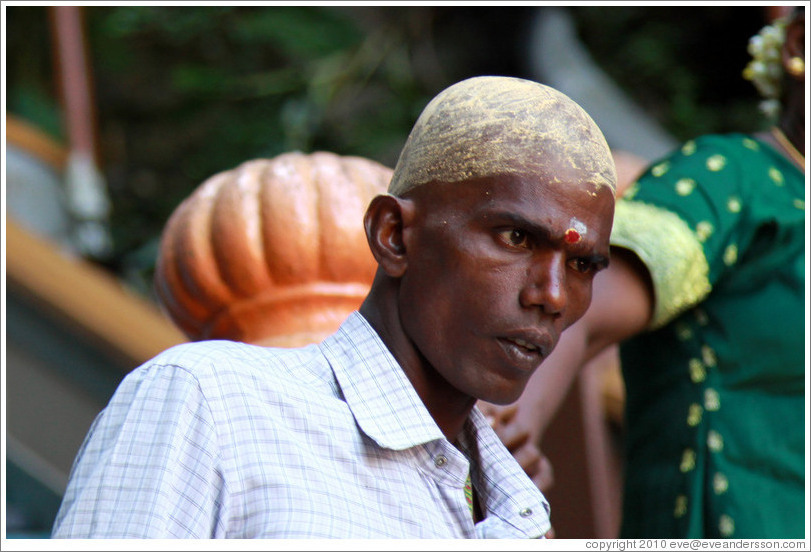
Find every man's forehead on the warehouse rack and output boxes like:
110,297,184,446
411,172,612,215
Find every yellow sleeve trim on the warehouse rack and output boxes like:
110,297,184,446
611,200,712,329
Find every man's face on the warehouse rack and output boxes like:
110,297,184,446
398,170,614,405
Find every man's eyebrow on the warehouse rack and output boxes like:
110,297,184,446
489,210,611,260
488,211,554,241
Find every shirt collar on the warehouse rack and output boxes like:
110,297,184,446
321,311,551,538
319,311,445,450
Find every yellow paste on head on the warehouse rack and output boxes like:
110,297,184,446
388,76,617,197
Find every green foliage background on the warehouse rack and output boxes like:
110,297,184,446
6,5,767,296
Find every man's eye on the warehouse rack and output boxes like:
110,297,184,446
499,228,529,248
569,258,601,275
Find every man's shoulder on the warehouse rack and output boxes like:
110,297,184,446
151,339,320,369
133,339,335,401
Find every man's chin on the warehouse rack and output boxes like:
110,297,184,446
477,385,526,406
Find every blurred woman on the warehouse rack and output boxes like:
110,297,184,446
495,7,805,538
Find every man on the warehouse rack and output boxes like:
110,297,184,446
52,76,617,538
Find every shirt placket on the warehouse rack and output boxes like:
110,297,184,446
423,440,476,537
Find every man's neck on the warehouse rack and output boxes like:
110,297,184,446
359,290,476,441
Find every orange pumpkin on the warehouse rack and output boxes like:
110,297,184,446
154,151,392,347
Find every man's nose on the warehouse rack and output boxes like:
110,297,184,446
518,252,567,315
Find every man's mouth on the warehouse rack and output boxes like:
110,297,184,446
505,337,541,353
496,333,550,371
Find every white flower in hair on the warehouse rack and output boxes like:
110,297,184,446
743,18,787,118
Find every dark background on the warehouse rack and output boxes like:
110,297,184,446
6,6,769,296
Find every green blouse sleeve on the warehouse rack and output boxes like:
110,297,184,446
610,135,774,329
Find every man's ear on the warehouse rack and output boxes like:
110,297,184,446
363,194,415,278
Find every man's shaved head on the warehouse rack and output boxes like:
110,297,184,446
387,76,616,198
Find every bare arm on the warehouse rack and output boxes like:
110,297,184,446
480,247,654,484
515,247,653,435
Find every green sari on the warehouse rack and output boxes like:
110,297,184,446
611,134,805,538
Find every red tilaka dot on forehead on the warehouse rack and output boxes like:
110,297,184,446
564,228,581,244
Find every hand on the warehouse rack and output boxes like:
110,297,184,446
477,402,555,491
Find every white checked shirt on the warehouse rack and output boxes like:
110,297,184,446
52,312,551,538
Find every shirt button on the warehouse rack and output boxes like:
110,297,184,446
434,455,448,468
519,508,533,518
